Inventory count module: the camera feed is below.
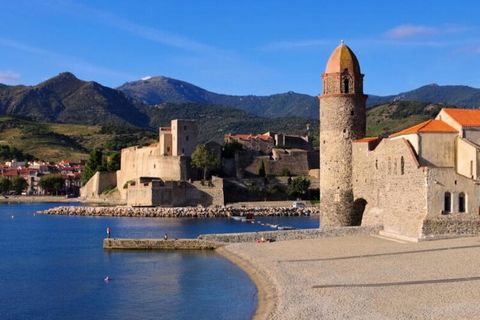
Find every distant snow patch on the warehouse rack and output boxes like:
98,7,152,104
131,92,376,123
141,76,152,81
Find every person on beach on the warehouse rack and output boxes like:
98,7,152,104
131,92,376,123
106,227,111,239
164,233,168,240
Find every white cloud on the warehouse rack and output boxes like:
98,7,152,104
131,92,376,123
0,71,20,84
386,24,437,39
385,24,472,40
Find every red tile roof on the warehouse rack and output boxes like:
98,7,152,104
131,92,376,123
442,108,480,128
390,119,457,137
225,133,273,142
354,137,379,143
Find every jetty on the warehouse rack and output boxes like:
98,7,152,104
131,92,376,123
103,238,223,250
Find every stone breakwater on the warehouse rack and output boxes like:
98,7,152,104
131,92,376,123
103,238,223,250
40,206,319,218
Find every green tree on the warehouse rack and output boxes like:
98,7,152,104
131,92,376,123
258,160,266,177
0,177,12,194
106,152,120,172
191,144,220,181
81,149,104,185
287,177,311,199
40,175,65,195
11,176,28,195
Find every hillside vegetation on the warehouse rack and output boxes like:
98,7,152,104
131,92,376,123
0,117,156,162
366,101,445,137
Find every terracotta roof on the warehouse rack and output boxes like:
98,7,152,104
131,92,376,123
442,108,480,128
354,137,379,143
390,119,457,137
225,133,273,142
325,42,361,75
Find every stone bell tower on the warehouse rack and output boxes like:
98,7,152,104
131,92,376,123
319,42,367,227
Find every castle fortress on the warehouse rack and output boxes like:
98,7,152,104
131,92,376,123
320,43,480,241
81,119,225,207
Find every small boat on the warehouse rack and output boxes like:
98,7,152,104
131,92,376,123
277,226,295,230
231,216,243,221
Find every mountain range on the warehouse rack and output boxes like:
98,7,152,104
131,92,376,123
1,72,480,127
118,76,480,118
1,71,475,160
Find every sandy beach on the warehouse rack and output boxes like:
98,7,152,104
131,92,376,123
220,235,480,319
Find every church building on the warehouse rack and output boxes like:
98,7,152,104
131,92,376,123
320,43,480,241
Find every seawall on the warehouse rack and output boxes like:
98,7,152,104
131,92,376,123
103,238,223,250
41,206,319,218
198,225,382,243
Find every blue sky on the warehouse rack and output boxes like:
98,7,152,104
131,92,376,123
0,0,479,96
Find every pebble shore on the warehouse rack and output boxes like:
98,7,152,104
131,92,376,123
221,235,480,319
40,206,319,218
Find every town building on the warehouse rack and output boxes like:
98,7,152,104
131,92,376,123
225,131,310,154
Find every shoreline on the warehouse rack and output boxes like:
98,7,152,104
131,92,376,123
0,196,80,203
216,246,277,320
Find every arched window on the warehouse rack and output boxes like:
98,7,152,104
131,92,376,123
459,192,466,213
400,156,405,175
444,192,451,214
343,78,349,93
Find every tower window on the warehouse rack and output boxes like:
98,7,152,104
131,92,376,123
186,135,189,141
343,78,349,93
400,156,405,175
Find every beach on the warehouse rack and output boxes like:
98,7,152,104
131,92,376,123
220,234,480,319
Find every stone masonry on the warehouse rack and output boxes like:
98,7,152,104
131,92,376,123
319,43,367,227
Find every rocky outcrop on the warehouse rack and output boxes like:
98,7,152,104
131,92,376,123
40,206,319,218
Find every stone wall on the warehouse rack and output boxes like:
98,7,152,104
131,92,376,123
80,171,117,199
116,144,188,199
353,138,428,240
125,177,225,207
241,149,313,177
320,94,366,227
198,225,382,243
422,216,480,240
103,238,222,250
41,206,319,217
171,119,198,157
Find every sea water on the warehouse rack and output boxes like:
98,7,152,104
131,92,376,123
0,203,318,320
